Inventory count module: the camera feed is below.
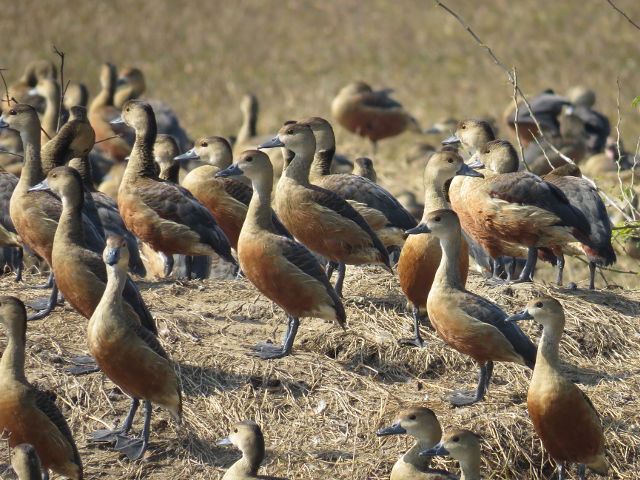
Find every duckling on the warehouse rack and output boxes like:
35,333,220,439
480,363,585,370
377,406,454,480
88,63,132,163
301,116,415,264
331,81,421,154
63,82,89,110
408,210,536,406
352,157,377,183
217,421,286,480
0,296,83,479
260,122,390,297
543,165,615,288
29,166,156,334
507,297,608,479
398,151,481,347
114,100,235,278
216,150,345,359
420,429,482,480
87,236,181,460
115,67,192,151
12,444,42,480
28,77,62,145
5,60,56,113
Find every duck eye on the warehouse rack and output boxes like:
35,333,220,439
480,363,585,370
447,158,453,163
52,173,58,178
461,125,466,129
9,110,16,115
233,428,238,433
246,157,253,162
434,216,441,222
126,107,130,112
452,436,459,442
535,301,543,308
201,142,208,147
408,415,416,420
286,129,294,135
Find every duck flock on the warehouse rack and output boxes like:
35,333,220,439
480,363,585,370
0,58,629,480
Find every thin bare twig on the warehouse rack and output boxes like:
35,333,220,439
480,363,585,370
95,133,122,145
53,45,66,132
511,68,530,172
0,69,11,109
606,0,640,31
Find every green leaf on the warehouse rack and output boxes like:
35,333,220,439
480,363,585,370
633,96,640,107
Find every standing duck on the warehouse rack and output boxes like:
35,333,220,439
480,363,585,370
217,421,286,480
420,429,483,480
87,236,181,460
28,77,62,145
216,150,345,359
29,166,156,334
377,406,455,480
301,116,417,260
0,296,83,479
507,297,608,479
12,444,42,480
114,100,235,278
260,122,390,297
398,151,481,347
410,209,536,406
331,81,421,154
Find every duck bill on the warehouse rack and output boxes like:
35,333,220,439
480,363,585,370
442,133,461,145
423,125,442,134
110,116,125,125
466,157,484,169
258,136,285,149
505,309,533,323
116,77,127,87
215,163,244,178
216,437,233,446
456,162,484,177
419,443,450,457
28,179,51,192
174,148,199,161
0,116,8,128
376,422,407,436
405,223,431,235
105,247,121,266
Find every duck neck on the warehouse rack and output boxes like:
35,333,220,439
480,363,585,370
237,109,257,146
0,320,26,383
310,148,335,180
41,87,61,141
246,175,274,232
71,156,97,192
283,147,314,185
58,193,86,246
433,232,462,289
126,121,157,179
17,125,44,190
459,457,481,480
114,85,136,109
94,76,115,109
41,128,73,174
536,324,562,371
402,438,438,470
102,264,128,307
230,446,263,477
421,177,449,216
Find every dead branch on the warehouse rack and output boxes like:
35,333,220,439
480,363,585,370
605,0,640,31
53,45,66,132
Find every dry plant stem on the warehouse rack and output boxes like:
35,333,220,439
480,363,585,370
434,0,637,223
512,67,530,172
0,68,11,107
53,45,66,133
606,0,640,31
613,77,636,221
95,133,122,144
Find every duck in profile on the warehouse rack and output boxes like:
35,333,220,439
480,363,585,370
331,81,421,154
216,150,345,359
0,296,83,479
420,429,483,480
217,420,287,480
507,297,608,480
12,443,42,480
87,236,181,460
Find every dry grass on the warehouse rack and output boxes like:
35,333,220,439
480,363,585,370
0,268,638,479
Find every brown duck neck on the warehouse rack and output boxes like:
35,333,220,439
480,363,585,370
41,84,61,141
459,457,481,480
102,263,128,311
159,162,180,183
230,443,264,477
401,439,438,471
0,318,27,383
16,122,44,191
283,144,315,186
246,174,274,232
70,156,97,192
41,126,75,174
421,177,449,218
536,323,563,371
93,73,115,110
58,188,86,246
433,230,463,289
125,118,158,179
237,108,257,146
114,84,136,110
310,148,335,180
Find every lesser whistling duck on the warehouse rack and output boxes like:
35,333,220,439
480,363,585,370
398,151,481,347
301,116,414,262
543,164,616,288
0,296,83,479
2,104,105,320
114,67,192,151
4,60,56,113
260,122,390,297
446,123,593,283
180,137,289,251
28,77,62,145
217,421,287,480
153,134,181,183
87,236,181,460
331,81,421,154
377,406,455,480
216,150,345,358
12,444,42,480
410,209,536,406
114,100,235,277
29,166,156,334
507,297,608,480
420,429,483,480
88,63,132,163
352,157,377,183
566,86,610,155
63,82,89,110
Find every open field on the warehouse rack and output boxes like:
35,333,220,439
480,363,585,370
2,1,640,479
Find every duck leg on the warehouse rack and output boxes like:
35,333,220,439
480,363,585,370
14,247,23,282
388,246,401,267
26,281,59,321
162,253,174,277
333,263,346,297
245,316,300,360
577,464,586,480
114,400,152,460
34,271,54,289
505,257,517,282
445,361,493,407
43,472,50,480
555,254,565,286
588,261,596,290
557,463,567,480
398,307,427,348
513,247,537,283
326,261,338,280
89,397,139,443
